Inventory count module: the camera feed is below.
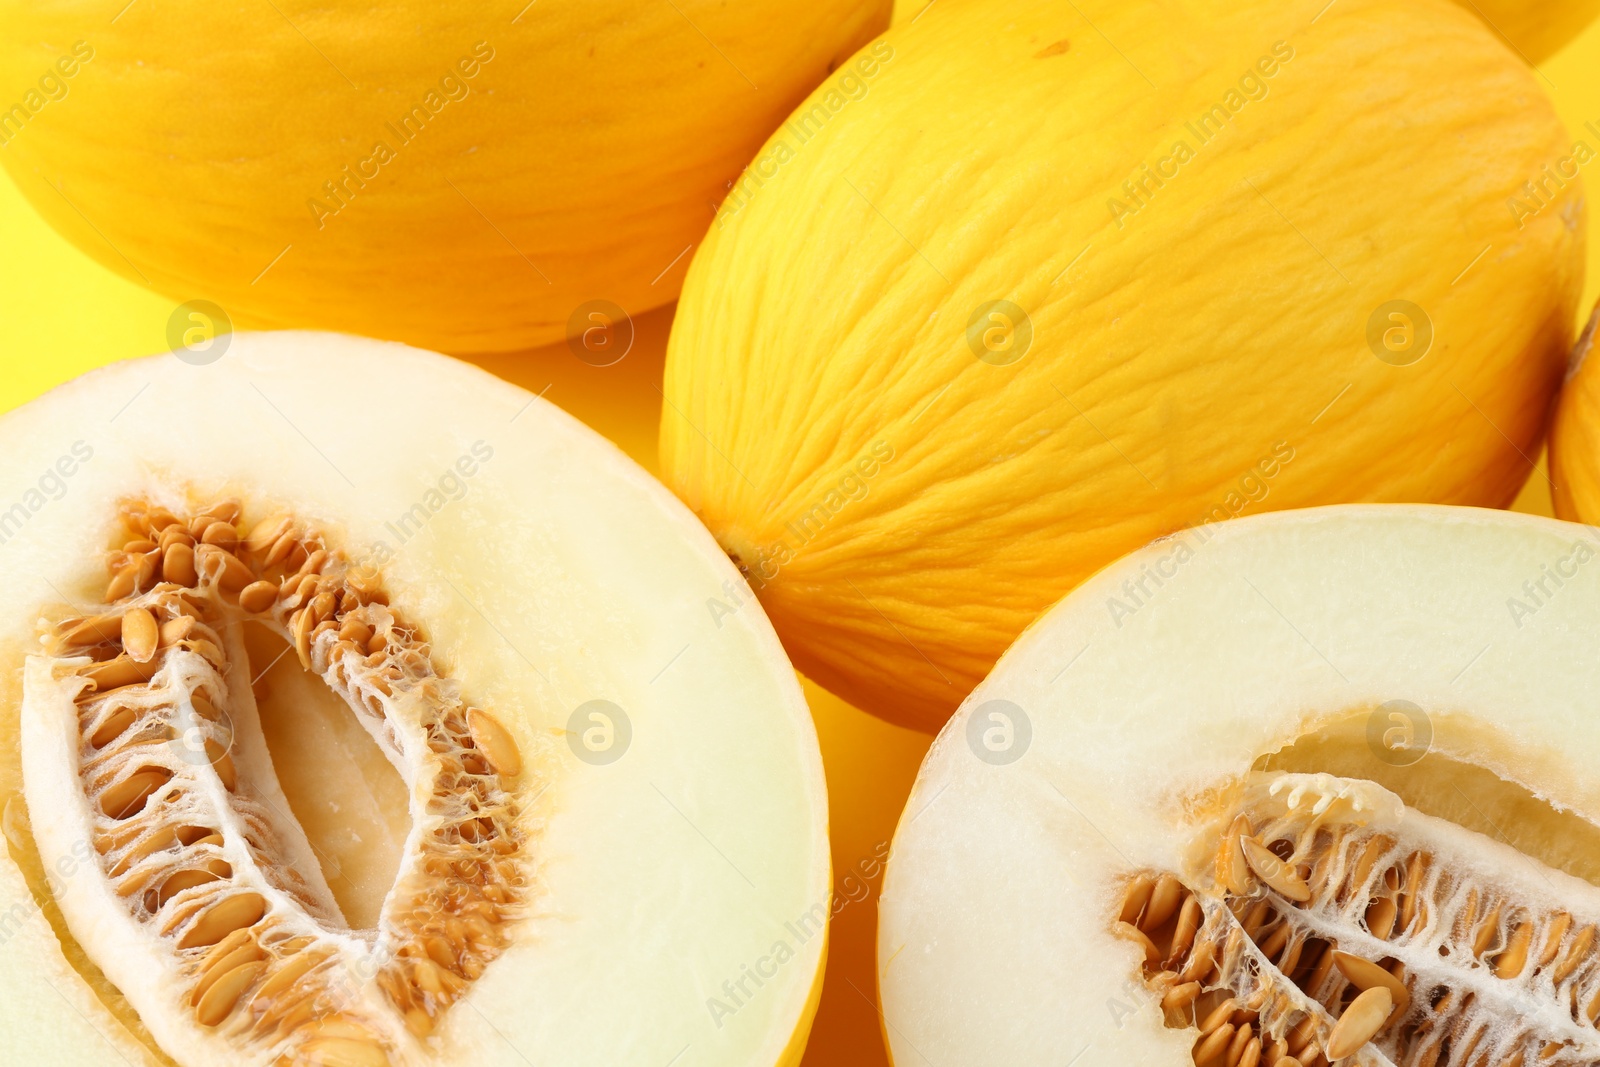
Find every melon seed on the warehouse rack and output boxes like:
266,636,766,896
163,541,198,587
1325,986,1392,1059
238,579,279,614
1331,950,1409,1019
85,655,159,692
1112,778,1600,1067
467,707,522,777
1241,837,1311,902
100,768,172,819
89,705,138,748
299,1036,390,1067
178,892,266,949
121,607,159,664
252,950,324,1006
158,863,230,906
35,499,532,1058
1147,872,1184,928
195,959,265,1026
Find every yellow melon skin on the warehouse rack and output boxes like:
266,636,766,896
0,1,888,353
1551,305,1600,522
661,0,1585,731
894,0,1600,59
1461,0,1600,62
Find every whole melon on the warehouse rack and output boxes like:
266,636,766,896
661,0,1586,730
892,0,1600,59
0,1,888,352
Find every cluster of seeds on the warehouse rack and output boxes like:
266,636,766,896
1115,774,1600,1067
43,498,529,1066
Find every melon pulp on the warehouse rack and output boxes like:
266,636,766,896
659,0,1586,732
0,0,889,353
879,504,1600,1066
0,334,829,1066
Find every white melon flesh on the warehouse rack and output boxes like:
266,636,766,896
880,504,1600,1067
0,333,828,1067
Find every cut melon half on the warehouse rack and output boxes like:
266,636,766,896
880,504,1600,1067
0,333,828,1066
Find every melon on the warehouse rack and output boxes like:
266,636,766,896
0,334,828,1065
1551,303,1600,524
880,504,1600,1066
659,0,1585,730
0,1,889,352
891,0,1600,59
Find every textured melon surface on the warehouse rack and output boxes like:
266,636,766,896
0,334,828,1066
880,505,1600,1066
661,0,1585,730
0,1,892,352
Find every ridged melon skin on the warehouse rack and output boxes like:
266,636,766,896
903,0,1600,59
0,1,889,352
661,0,1585,730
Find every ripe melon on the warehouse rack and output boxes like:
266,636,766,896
1461,0,1600,61
1551,303,1600,523
879,504,1600,1066
0,335,828,1065
0,1,889,352
894,0,1600,59
661,0,1585,730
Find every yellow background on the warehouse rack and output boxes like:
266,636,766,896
4,10,1600,1064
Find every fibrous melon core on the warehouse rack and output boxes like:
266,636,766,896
1118,772,1600,1067
22,497,526,1067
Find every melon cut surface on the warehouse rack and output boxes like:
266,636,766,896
880,504,1600,1067
0,334,828,1066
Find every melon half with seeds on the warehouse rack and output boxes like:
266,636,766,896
880,505,1600,1067
0,334,828,1066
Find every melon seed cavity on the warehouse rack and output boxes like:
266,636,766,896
32,498,528,1065
1115,773,1600,1067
